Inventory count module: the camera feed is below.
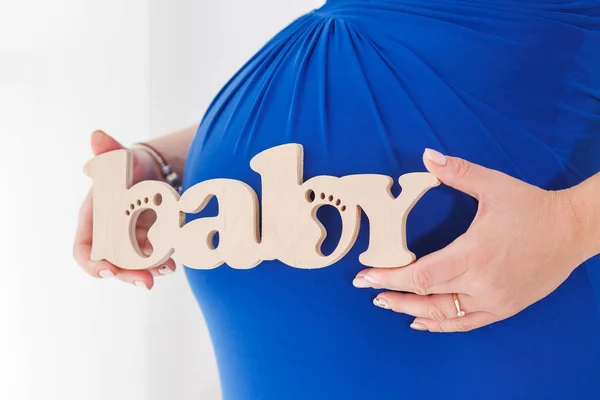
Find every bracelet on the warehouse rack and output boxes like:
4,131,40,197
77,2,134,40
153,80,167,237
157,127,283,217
133,142,182,194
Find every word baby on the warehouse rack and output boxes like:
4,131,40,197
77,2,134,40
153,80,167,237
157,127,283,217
85,144,439,271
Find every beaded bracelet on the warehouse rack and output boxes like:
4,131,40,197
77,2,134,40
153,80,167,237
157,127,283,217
133,142,182,194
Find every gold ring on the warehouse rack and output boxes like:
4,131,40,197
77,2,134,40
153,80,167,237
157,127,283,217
452,293,466,317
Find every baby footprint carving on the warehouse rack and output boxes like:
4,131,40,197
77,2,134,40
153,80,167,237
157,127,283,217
125,194,162,216
305,189,346,212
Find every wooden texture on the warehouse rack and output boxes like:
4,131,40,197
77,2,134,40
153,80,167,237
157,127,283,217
84,144,440,270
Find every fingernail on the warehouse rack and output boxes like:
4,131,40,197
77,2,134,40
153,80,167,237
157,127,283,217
99,269,115,278
363,274,379,285
134,280,149,290
410,322,428,331
352,277,370,288
424,148,447,166
158,265,173,275
373,297,390,309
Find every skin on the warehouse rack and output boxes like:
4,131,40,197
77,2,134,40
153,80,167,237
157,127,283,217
354,149,600,332
72,126,197,289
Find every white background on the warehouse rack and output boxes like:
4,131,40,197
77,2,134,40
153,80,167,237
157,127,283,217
0,1,322,399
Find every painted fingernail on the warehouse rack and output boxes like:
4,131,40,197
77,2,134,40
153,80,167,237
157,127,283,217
363,274,379,285
99,269,115,278
352,277,370,288
158,265,174,275
424,148,447,166
410,322,428,331
373,297,390,309
134,280,149,290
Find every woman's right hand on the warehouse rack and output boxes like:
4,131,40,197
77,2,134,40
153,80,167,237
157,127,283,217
72,130,177,289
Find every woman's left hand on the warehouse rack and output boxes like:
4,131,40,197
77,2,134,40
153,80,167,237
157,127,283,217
353,148,594,333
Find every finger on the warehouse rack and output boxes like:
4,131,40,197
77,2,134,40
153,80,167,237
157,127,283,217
374,292,475,320
74,225,154,286
352,269,371,288
113,268,155,290
149,258,177,277
73,190,116,278
136,227,153,255
121,228,176,281
114,257,176,287
422,148,506,200
355,244,468,294
410,312,499,333
133,228,176,276
90,130,125,156
73,189,168,286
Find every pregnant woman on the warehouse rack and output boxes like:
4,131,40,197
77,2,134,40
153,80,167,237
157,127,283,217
74,0,600,398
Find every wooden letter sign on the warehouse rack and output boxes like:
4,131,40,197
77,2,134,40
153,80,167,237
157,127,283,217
84,144,439,271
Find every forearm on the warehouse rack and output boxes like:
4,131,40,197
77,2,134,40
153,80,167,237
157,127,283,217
144,123,199,177
570,172,600,259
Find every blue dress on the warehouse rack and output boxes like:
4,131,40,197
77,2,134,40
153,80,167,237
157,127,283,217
182,1,600,398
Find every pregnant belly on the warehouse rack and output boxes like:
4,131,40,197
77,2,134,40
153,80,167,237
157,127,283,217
185,0,600,192
181,2,600,399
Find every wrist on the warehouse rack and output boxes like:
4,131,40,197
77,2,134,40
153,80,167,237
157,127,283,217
562,183,599,260
132,142,182,193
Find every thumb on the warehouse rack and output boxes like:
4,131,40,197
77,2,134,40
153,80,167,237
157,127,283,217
90,130,125,156
422,148,499,199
